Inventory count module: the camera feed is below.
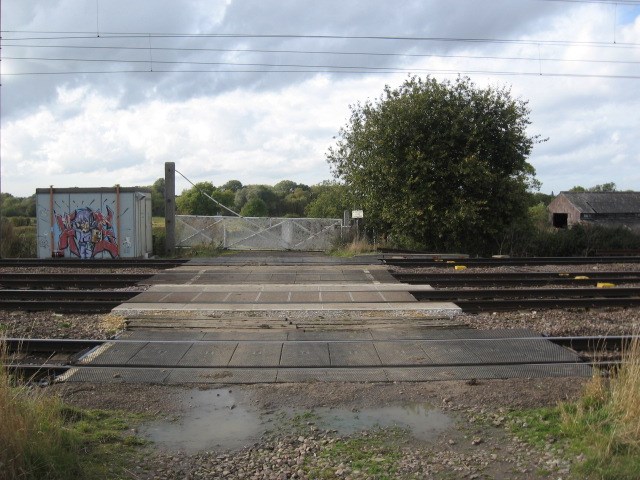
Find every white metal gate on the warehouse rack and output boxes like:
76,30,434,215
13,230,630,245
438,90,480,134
175,215,343,251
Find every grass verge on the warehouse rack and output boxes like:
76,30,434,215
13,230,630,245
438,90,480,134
0,342,147,479
509,338,640,480
329,238,378,257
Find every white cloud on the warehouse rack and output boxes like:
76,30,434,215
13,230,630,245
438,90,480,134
1,1,639,197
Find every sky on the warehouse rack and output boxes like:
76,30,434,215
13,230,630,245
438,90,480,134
1,0,640,198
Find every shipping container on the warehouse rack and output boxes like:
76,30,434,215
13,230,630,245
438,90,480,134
35,187,152,259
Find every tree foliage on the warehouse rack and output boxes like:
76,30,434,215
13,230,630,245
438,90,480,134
1,193,36,217
327,76,540,254
305,181,350,218
569,182,617,193
176,182,235,215
240,197,269,217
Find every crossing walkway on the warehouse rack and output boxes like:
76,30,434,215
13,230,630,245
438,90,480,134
61,252,590,383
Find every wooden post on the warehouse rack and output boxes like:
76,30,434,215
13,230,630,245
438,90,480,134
164,162,176,255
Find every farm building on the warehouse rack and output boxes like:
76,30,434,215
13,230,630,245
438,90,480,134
547,191,640,231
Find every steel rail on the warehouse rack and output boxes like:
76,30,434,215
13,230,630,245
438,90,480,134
0,290,137,301
0,300,127,312
453,297,640,312
398,277,640,287
3,338,105,353
0,273,154,289
0,258,188,268
394,271,640,279
383,256,640,267
4,335,637,351
411,287,640,300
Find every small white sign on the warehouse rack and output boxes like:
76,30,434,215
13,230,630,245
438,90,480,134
352,210,364,219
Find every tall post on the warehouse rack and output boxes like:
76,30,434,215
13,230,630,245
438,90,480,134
164,162,176,255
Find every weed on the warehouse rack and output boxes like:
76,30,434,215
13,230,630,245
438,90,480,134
329,238,378,257
0,341,148,479
306,428,405,479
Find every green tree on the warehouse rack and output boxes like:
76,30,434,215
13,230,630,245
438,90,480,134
234,185,279,215
0,193,36,217
327,76,539,254
221,180,243,192
240,197,268,217
569,183,617,193
176,182,217,215
305,181,350,218
150,178,165,216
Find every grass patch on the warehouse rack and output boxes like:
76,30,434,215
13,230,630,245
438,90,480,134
509,338,640,480
0,342,148,479
306,428,405,479
329,238,378,257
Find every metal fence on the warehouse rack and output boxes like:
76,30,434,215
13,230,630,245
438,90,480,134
175,215,344,251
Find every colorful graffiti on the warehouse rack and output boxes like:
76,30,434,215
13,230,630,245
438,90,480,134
55,206,119,259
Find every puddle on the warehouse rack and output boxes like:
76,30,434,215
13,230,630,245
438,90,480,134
139,388,266,453
298,404,453,441
140,389,453,453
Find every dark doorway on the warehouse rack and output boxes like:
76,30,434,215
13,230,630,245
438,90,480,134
553,213,568,228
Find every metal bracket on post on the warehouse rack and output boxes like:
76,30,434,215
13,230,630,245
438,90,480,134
165,162,176,256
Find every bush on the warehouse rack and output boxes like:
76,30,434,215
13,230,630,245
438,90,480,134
1,220,36,258
152,228,166,257
9,217,32,227
496,223,640,257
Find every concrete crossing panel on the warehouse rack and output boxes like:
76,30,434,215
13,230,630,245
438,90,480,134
228,342,283,367
417,341,482,365
178,343,238,367
280,343,330,367
374,342,433,365
127,342,192,366
78,342,146,365
329,342,382,366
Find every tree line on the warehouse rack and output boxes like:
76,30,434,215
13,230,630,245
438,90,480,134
149,178,350,219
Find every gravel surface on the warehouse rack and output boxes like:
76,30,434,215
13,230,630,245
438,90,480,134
48,379,585,480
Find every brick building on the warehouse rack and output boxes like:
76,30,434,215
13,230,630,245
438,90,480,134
547,191,640,231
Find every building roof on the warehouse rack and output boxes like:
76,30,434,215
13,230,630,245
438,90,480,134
558,191,640,214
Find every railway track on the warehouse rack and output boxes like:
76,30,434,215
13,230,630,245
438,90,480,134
4,335,636,380
383,255,640,268
411,287,640,312
393,271,640,287
0,289,138,312
0,258,188,269
0,273,154,289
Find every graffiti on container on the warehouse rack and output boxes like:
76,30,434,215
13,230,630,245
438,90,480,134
55,206,119,258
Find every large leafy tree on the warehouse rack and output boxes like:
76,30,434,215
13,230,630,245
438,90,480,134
327,76,540,254
176,182,235,215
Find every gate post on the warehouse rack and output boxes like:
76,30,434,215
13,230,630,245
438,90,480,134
164,162,176,255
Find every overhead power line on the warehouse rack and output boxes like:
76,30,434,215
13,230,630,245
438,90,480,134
3,67,640,80
3,30,640,48
3,43,640,65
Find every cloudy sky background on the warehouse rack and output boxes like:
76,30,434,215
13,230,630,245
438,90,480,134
1,0,639,198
